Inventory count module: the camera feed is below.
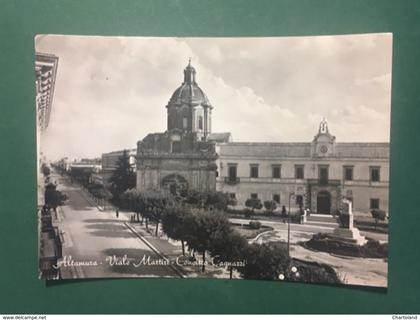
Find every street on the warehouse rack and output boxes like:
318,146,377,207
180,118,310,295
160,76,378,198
46,171,387,286
52,173,180,279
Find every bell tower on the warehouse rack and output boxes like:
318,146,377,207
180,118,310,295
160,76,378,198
311,118,336,157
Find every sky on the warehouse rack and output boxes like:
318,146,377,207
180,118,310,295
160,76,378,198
35,33,392,160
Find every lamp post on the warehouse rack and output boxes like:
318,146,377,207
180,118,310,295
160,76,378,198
287,191,295,256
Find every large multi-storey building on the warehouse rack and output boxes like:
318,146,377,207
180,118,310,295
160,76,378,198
90,149,136,186
134,62,389,215
35,52,59,132
36,52,59,207
215,119,389,215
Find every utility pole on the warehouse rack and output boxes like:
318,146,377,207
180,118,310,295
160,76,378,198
287,191,295,256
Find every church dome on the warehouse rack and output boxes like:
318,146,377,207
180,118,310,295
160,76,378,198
168,61,212,107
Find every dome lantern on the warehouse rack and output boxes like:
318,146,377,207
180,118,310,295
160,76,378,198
183,58,196,84
166,60,213,141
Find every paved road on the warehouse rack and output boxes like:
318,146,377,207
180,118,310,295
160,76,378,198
52,173,179,279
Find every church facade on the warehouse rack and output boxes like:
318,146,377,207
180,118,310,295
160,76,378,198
136,61,218,195
136,62,390,215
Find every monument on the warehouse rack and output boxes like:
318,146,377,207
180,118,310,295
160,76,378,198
332,198,367,245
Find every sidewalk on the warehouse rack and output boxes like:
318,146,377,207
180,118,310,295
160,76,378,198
124,218,241,279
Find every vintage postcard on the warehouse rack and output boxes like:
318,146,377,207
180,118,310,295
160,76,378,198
36,34,391,287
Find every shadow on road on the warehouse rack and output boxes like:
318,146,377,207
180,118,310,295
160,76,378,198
83,219,123,224
85,221,135,239
89,230,136,239
86,223,127,231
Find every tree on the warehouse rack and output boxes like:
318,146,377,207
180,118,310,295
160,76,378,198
145,191,170,236
263,200,277,215
109,150,136,203
41,163,51,177
87,183,112,204
245,198,262,218
290,259,341,284
121,189,148,224
185,209,232,272
161,202,191,256
370,209,386,230
239,242,290,280
180,189,207,209
205,191,236,211
69,167,91,186
209,230,248,279
180,190,236,211
44,183,67,216
123,190,172,235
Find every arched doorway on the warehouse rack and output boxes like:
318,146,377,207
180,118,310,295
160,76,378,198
317,191,331,214
161,174,188,196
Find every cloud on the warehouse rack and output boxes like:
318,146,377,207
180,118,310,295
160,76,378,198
35,34,392,160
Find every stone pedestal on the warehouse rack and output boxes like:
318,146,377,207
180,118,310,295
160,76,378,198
332,227,367,245
331,198,367,246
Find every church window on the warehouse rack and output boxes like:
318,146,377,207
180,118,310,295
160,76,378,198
250,164,259,178
183,116,188,129
198,116,203,130
273,194,280,204
370,166,380,182
172,141,181,153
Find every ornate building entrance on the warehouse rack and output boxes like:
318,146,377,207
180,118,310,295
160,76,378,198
316,190,331,214
161,174,188,196
307,179,340,215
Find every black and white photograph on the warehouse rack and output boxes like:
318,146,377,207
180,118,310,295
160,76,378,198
36,34,391,288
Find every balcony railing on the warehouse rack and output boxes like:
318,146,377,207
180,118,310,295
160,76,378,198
307,178,341,186
224,177,240,185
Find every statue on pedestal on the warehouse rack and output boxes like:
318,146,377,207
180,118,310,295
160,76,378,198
332,198,367,246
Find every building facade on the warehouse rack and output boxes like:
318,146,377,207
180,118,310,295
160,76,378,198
35,52,59,132
90,149,136,186
136,61,218,195
133,62,389,215
36,52,59,208
216,119,389,215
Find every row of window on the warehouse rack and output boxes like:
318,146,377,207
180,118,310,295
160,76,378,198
230,192,381,210
227,164,381,182
230,192,304,206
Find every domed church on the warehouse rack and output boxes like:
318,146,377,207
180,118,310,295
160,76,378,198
136,61,222,195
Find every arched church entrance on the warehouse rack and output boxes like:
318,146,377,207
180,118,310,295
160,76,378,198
161,174,188,196
317,191,331,214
